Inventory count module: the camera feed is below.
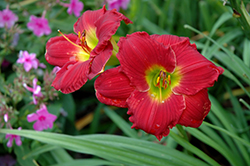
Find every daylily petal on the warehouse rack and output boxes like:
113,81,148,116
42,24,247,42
52,60,90,93
95,66,135,108
74,6,106,35
93,8,132,55
170,39,224,95
88,41,113,79
45,34,87,67
151,34,189,46
127,90,185,141
117,32,176,92
178,89,211,127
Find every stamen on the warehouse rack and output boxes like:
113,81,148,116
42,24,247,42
155,70,171,89
76,30,92,54
168,75,171,85
58,30,82,49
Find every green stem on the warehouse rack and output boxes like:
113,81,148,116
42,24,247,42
229,0,250,39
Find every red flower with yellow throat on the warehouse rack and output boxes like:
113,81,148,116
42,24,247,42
95,32,224,140
45,6,132,93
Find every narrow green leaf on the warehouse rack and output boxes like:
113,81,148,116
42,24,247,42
104,107,139,139
186,127,239,166
214,51,250,85
90,103,103,134
142,18,169,35
169,131,219,166
14,143,37,166
0,129,208,166
239,98,250,110
199,1,212,31
0,129,172,166
243,38,250,67
23,144,58,159
50,159,121,166
78,134,206,166
185,24,250,82
61,94,76,123
221,67,250,98
50,148,73,164
210,12,232,37
203,122,250,148
226,85,250,139
202,12,232,55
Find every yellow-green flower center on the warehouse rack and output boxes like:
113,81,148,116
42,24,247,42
145,65,181,102
58,29,99,62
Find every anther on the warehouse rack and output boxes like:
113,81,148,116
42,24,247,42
167,75,171,85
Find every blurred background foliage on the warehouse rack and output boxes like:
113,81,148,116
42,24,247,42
1,0,250,165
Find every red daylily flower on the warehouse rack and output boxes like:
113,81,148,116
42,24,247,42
95,32,224,140
45,6,132,93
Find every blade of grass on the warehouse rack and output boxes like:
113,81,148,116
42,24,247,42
0,129,178,166
89,103,103,134
104,107,139,139
186,127,239,166
50,159,121,166
243,38,250,67
50,148,73,164
23,144,58,159
169,131,220,166
185,24,250,82
203,122,250,148
202,12,232,55
78,134,208,166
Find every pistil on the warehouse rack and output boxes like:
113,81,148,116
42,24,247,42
155,70,171,101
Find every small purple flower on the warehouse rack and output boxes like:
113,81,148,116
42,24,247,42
17,50,39,72
39,63,46,69
67,0,84,17
4,114,8,122
23,78,43,105
5,127,22,148
52,66,61,74
27,12,51,37
27,104,57,131
59,0,83,17
0,7,18,28
107,0,130,11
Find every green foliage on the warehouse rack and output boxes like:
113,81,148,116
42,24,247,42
1,0,250,165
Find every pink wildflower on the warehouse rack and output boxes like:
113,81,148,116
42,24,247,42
4,114,8,122
0,7,18,28
107,0,130,11
27,11,51,37
52,66,61,74
59,0,84,17
5,127,22,147
67,0,84,17
23,78,43,105
27,104,57,131
17,50,39,72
